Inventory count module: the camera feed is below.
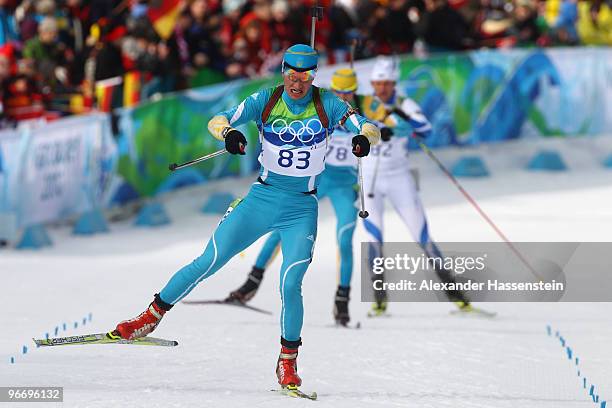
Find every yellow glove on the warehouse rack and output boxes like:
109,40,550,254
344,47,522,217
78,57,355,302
208,116,231,141
361,122,381,146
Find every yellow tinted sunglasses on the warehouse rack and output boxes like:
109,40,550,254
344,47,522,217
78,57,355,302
283,68,316,83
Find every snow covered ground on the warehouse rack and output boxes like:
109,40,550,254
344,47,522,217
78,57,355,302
2,136,612,407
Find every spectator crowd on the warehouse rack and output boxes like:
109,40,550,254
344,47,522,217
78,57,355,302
0,0,610,126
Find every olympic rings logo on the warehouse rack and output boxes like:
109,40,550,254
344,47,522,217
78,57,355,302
270,118,323,143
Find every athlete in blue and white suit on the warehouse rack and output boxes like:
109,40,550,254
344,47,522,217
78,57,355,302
361,56,470,316
226,68,363,326
114,44,380,387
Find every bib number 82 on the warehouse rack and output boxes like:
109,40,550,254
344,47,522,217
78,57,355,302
278,149,310,169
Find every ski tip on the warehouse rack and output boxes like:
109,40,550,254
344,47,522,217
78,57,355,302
106,330,121,339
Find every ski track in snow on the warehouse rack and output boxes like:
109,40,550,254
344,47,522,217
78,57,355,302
2,137,612,407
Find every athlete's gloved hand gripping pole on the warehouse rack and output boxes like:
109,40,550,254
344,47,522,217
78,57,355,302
167,118,247,171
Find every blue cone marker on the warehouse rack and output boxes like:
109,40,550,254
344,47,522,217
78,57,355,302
566,347,572,359
45,333,49,340
601,401,606,408
63,323,67,331
74,322,78,329
10,357,15,364
575,357,579,365
83,317,87,325
590,385,595,396
54,326,59,336
22,346,27,354
88,313,92,322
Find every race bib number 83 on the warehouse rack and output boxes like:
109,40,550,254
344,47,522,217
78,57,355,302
260,140,326,176
278,150,310,169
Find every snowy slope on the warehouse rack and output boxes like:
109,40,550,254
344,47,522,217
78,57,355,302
2,136,612,407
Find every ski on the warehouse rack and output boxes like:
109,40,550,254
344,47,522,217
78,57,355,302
33,331,178,347
182,299,273,315
367,311,391,318
451,306,497,318
272,385,317,400
334,321,361,329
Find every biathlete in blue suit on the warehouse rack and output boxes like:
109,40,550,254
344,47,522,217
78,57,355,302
114,44,380,388
226,68,364,327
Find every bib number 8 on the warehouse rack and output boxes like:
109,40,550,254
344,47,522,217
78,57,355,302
326,146,348,162
278,149,310,169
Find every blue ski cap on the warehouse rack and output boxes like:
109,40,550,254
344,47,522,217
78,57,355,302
282,44,319,72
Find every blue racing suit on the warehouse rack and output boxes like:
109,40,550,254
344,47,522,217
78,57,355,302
159,86,377,342
253,126,359,288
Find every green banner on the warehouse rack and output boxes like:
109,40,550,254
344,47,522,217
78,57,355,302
113,48,612,203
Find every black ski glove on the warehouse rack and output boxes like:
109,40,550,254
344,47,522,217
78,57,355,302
380,127,394,142
351,135,370,157
223,128,247,155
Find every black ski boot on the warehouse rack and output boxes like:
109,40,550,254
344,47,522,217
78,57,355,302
226,266,265,303
333,286,350,325
432,266,471,309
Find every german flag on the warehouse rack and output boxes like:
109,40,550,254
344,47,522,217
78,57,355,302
148,0,182,39
123,71,142,108
95,76,123,112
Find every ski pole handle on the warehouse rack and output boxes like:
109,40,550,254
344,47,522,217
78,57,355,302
357,157,369,218
310,3,323,48
169,148,228,171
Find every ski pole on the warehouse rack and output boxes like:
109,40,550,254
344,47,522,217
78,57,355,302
349,38,369,217
349,38,358,68
168,148,228,171
357,157,369,218
310,1,323,48
411,134,542,280
367,151,381,198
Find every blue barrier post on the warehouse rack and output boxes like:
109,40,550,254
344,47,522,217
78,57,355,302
451,156,490,177
16,224,52,249
201,192,236,214
134,201,171,227
527,150,567,171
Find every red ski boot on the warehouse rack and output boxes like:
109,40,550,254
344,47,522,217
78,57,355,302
115,295,170,340
276,346,302,387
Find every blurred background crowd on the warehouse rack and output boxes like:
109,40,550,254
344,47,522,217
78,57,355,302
0,0,609,127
